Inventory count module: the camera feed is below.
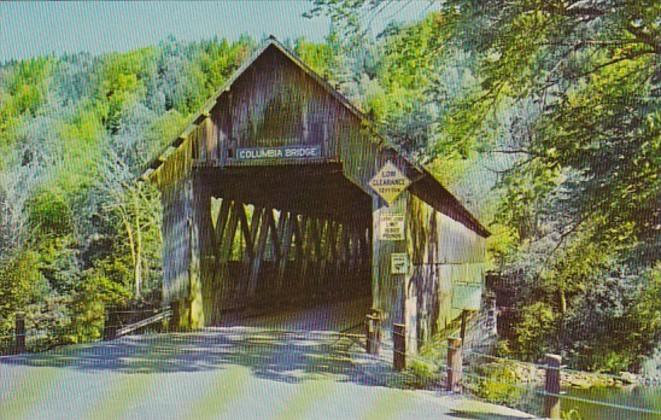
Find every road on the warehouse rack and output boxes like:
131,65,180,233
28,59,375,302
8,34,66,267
0,300,532,419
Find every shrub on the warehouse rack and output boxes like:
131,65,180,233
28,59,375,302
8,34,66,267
27,189,73,237
469,362,524,406
512,302,557,361
404,359,438,389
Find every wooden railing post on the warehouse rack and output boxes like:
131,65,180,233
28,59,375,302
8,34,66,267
366,312,381,355
15,312,25,354
169,301,180,332
446,337,462,392
486,293,498,336
103,308,117,341
393,323,406,371
544,354,562,419
460,310,468,343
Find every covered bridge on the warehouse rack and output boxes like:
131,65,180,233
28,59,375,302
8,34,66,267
143,37,489,352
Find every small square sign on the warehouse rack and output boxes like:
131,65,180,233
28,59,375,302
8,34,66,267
391,253,409,275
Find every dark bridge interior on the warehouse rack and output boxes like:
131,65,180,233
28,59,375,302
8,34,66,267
197,164,373,324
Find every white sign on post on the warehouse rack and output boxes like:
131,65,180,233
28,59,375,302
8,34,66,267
451,283,482,311
369,161,411,205
379,213,405,240
391,253,409,275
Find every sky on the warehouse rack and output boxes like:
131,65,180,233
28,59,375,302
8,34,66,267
0,1,435,63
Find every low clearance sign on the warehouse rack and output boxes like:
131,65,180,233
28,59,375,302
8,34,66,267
369,161,411,205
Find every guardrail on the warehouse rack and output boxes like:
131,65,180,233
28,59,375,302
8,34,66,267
104,308,173,340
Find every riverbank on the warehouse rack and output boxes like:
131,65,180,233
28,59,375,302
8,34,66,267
501,361,645,389
510,360,659,389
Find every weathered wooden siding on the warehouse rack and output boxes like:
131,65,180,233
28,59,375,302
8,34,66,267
156,135,204,329
192,46,341,166
161,178,191,305
407,193,486,346
150,122,195,189
371,192,410,337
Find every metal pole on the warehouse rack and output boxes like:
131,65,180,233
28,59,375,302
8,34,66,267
544,354,562,419
446,337,462,392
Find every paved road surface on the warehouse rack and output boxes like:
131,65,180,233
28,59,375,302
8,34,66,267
0,300,533,419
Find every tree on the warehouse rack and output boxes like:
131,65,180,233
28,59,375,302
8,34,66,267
308,0,660,370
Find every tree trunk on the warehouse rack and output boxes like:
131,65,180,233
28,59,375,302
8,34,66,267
133,191,143,299
558,287,567,315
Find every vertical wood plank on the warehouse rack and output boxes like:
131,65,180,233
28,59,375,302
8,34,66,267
268,209,280,261
238,206,263,299
222,202,240,262
247,208,272,298
213,198,231,251
276,212,295,292
298,215,312,294
187,179,205,329
318,219,334,295
236,203,254,258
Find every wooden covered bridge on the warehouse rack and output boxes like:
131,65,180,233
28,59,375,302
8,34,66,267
142,37,489,352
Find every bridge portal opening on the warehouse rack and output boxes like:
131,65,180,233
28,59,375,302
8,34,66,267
197,164,372,325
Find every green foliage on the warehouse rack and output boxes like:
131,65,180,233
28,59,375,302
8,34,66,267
68,268,131,342
27,189,74,237
198,35,254,93
94,48,157,132
566,264,661,372
512,302,558,362
495,158,561,241
494,338,514,358
34,234,79,296
469,362,524,406
0,34,252,350
146,110,189,151
434,0,660,262
0,57,54,162
404,360,437,389
561,409,583,420
0,250,48,321
294,37,337,80
55,107,106,192
631,264,661,349
485,223,519,271
416,0,660,371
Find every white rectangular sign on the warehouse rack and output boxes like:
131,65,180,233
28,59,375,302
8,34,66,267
379,214,405,240
451,283,482,311
235,144,321,160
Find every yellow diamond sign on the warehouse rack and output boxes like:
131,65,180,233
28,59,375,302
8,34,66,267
369,161,411,205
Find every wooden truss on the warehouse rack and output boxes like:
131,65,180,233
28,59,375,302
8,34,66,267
203,197,371,314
